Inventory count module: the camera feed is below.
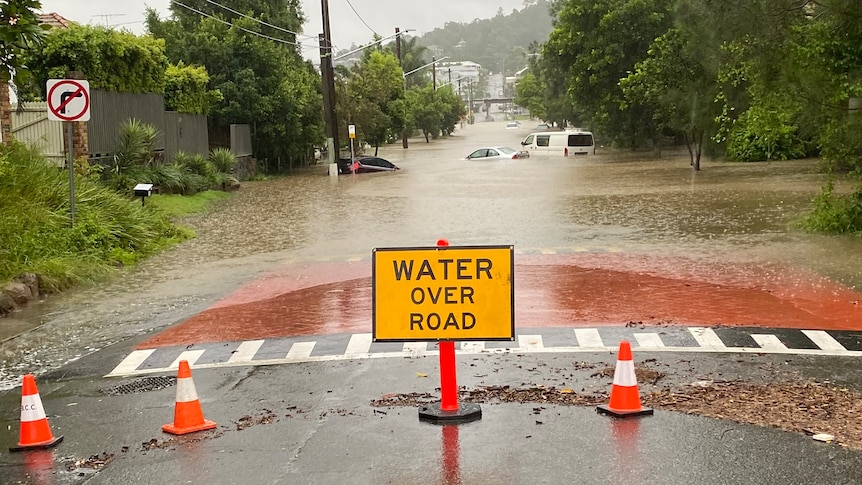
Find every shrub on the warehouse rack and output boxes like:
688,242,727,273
725,106,807,162
0,142,190,289
209,148,235,174
114,118,160,169
800,179,862,234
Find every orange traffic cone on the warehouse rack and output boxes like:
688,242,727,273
162,360,217,435
596,341,654,418
9,375,63,452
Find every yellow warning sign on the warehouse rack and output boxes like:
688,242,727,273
372,245,514,342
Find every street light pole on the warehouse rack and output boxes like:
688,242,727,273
396,27,409,149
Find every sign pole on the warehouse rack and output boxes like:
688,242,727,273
348,124,356,173
46,78,91,227
439,341,458,411
66,121,75,226
418,238,482,424
436,239,459,412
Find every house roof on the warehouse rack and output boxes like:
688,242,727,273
37,12,71,29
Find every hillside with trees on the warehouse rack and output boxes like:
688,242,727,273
417,0,552,74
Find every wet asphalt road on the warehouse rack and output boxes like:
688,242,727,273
2,337,862,484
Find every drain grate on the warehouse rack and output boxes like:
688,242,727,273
103,376,176,395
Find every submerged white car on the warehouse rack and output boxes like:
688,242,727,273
465,146,530,160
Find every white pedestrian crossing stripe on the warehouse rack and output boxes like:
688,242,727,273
634,333,665,348
574,328,604,348
227,340,264,363
751,334,788,351
688,327,726,349
105,326,861,378
801,330,846,352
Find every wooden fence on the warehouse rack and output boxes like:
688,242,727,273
10,102,65,166
11,90,211,166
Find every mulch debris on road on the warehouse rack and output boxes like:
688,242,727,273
371,373,862,450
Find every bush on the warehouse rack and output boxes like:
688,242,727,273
800,179,862,234
114,118,160,169
179,153,215,179
725,106,808,162
209,148,236,174
0,142,190,290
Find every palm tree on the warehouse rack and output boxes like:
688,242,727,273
395,36,430,89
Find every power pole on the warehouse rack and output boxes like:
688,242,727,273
320,0,339,171
432,56,436,91
395,27,402,66
396,27,408,149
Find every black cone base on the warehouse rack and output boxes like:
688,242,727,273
596,404,654,418
419,402,482,424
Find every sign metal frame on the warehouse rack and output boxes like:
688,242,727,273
372,244,515,343
46,79,91,122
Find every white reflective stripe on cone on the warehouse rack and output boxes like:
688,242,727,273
20,394,47,422
175,377,199,403
612,360,637,387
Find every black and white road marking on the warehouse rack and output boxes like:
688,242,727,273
105,326,862,378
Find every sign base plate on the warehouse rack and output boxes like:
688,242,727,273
418,402,482,424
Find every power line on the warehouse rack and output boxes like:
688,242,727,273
202,0,318,41
171,1,319,50
344,0,378,36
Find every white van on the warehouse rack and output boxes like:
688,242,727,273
520,129,595,156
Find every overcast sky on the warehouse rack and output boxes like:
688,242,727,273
39,0,529,59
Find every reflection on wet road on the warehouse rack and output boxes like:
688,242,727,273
2,121,861,388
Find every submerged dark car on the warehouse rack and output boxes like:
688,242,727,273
338,156,400,174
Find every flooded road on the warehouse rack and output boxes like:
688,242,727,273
1,120,861,389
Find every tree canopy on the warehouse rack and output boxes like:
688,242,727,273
0,0,47,83
21,24,168,96
146,1,323,169
525,0,862,230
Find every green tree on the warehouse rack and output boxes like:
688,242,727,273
709,1,812,162
436,86,465,136
341,50,404,154
789,1,862,173
392,36,429,89
516,43,576,127
0,0,48,82
21,24,167,97
544,0,673,145
147,2,323,170
407,85,443,142
514,71,543,118
164,62,223,114
621,28,718,169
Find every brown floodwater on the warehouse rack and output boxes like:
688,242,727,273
1,120,860,388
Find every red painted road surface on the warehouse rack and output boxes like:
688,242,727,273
138,254,861,349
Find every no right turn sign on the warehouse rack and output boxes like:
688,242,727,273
46,79,91,122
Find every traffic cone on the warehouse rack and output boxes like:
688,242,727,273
596,341,654,418
9,375,63,452
162,360,217,435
